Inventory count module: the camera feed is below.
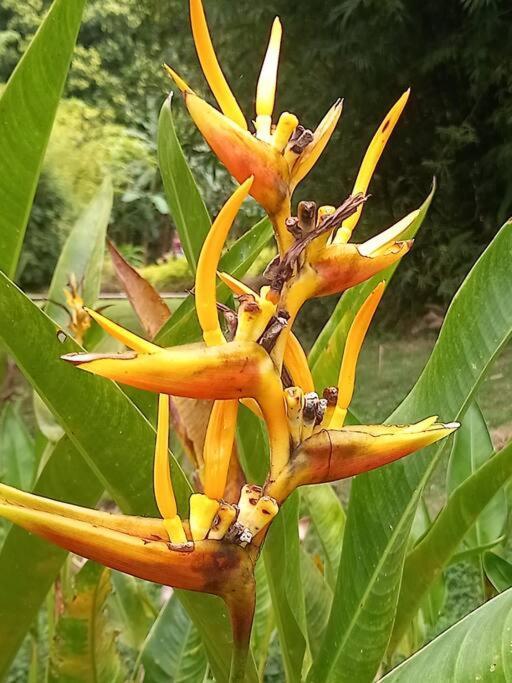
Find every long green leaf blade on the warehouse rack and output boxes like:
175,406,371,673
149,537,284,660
140,596,208,683
158,95,211,273
311,219,512,682
446,402,507,549
381,589,512,681
0,0,86,278
392,438,512,650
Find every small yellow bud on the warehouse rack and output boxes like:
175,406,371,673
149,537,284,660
189,493,220,541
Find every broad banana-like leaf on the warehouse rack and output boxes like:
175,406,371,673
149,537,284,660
0,0,86,278
158,94,211,273
309,182,435,390
446,402,507,549
310,219,512,682
140,595,208,683
483,552,512,593
381,589,512,681
47,562,125,683
302,485,345,588
390,439,512,650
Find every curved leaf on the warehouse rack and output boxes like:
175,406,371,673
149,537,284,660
140,596,208,683
484,552,512,593
311,219,512,682
0,0,86,278
302,485,345,588
392,438,512,649
446,402,507,549
381,590,512,681
0,402,35,490
158,95,211,273
47,562,125,683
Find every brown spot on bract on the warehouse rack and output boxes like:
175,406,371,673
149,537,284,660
382,119,391,132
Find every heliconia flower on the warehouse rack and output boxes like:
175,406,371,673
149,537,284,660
0,482,257,682
165,0,346,253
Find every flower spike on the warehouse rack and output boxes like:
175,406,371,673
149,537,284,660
189,0,247,129
329,282,385,429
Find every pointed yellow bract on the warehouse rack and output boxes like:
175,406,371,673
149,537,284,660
195,178,253,347
189,0,247,129
163,64,192,94
154,394,177,519
85,307,160,355
336,90,410,242
330,283,385,429
290,99,343,189
203,399,239,500
255,17,282,138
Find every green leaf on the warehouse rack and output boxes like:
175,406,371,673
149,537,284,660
0,273,243,682
45,178,113,327
251,557,274,678
110,572,156,651
301,485,345,588
310,218,512,682
301,550,333,660
263,496,307,682
0,437,103,679
380,589,512,681
309,182,435,390
47,562,125,683
140,595,208,683
156,217,273,347
158,95,211,273
0,0,86,279
391,434,512,648
0,401,35,490
483,552,512,593
446,402,507,549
